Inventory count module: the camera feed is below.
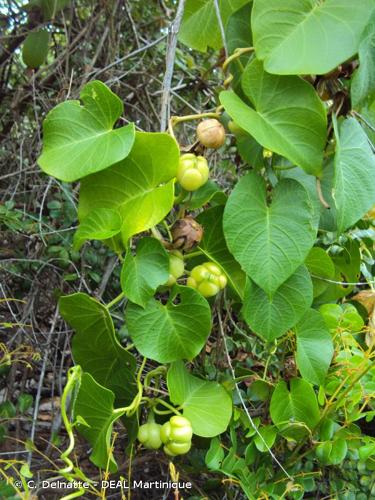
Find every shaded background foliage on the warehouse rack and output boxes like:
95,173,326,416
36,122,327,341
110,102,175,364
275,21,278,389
1,1,375,499
0,1,226,496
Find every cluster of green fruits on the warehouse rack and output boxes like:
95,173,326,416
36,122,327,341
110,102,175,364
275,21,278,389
137,415,193,456
165,251,227,299
176,119,225,191
187,262,227,297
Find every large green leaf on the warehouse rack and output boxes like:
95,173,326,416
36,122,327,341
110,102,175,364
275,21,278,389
223,172,317,296
73,208,122,251
73,373,125,472
59,293,137,406
252,0,374,75
242,266,313,342
126,286,211,363
270,378,320,430
167,361,232,437
332,117,375,233
78,132,179,243
220,60,327,175
225,3,254,98
305,247,335,298
226,2,252,54
295,309,334,386
196,205,246,299
38,81,135,182
121,237,169,308
351,17,375,110
179,0,249,52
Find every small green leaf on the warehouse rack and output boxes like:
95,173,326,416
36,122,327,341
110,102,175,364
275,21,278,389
305,247,335,298
242,266,313,341
220,59,327,175
316,438,348,465
17,394,33,414
38,81,135,182
223,172,317,296
197,205,246,299
319,418,336,441
126,286,211,363
270,378,320,430
121,237,169,307
20,464,33,479
295,309,334,386
317,239,361,303
205,437,225,469
332,117,375,233
179,0,248,52
73,208,122,251
79,132,179,243
252,0,374,75
59,293,137,406
188,180,226,210
22,30,49,68
253,425,277,452
73,373,125,472
167,361,232,437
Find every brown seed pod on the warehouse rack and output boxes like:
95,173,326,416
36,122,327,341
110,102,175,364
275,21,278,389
171,216,204,251
196,119,226,149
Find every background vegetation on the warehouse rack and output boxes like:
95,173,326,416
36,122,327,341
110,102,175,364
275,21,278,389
1,1,374,499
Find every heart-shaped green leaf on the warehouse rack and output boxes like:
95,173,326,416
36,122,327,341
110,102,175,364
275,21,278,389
179,0,248,52
223,172,317,296
73,373,125,472
38,81,135,182
252,0,374,75
59,293,137,406
295,309,334,386
73,208,122,251
242,266,313,342
332,117,375,233
167,361,232,437
270,378,320,430
121,237,169,308
79,132,179,243
196,205,246,299
126,286,211,363
220,59,327,175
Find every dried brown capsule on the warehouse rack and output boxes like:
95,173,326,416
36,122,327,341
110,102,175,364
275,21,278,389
196,119,226,149
171,216,203,251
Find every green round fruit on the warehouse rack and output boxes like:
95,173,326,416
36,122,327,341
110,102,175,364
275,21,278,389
191,265,210,282
198,281,220,297
164,441,191,456
188,262,227,297
165,251,185,286
177,154,209,192
137,422,162,450
160,415,193,457
22,30,50,69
